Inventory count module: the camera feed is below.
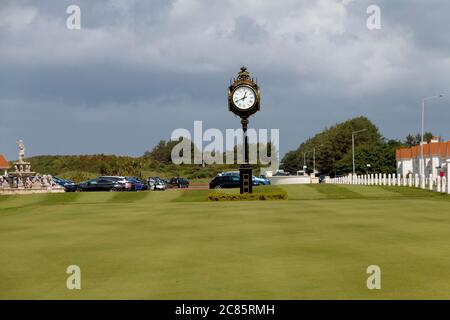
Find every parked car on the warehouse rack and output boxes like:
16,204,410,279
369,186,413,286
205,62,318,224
167,177,189,188
147,177,166,191
273,170,290,176
219,171,239,176
253,175,271,185
99,176,132,190
52,176,75,189
154,180,166,191
126,177,148,191
147,177,158,187
218,172,264,186
209,175,240,189
67,178,127,192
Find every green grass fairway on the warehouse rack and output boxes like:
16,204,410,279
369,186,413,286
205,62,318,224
1,185,450,299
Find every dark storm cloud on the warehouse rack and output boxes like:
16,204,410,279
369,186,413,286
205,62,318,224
1,0,450,160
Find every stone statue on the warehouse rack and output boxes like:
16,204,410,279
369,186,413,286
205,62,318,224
31,174,38,187
47,175,54,186
17,140,25,163
25,177,33,189
1,175,8,188
42,174,50,187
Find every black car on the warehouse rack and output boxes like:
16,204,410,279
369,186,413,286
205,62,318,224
209,175,240,189
167,177,189,188
67,178,127,192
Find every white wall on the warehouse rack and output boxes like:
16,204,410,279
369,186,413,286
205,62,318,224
270,176,311,185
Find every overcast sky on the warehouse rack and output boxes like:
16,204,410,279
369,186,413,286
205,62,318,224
1,0,450,160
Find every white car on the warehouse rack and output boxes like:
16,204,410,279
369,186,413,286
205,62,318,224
99,176,132,190
154,182,166,191
148,177,166,191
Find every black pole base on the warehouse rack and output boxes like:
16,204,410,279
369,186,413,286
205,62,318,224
239,164,253,194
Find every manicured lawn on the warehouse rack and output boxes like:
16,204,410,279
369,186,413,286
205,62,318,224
0,185,449,299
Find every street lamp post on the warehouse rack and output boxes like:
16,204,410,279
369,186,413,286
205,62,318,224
303,151,309,172
420,94,444,188
312,144,324,175
352,129,367,176
313,147,316,174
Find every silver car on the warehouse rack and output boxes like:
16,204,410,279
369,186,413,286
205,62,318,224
148,177,166,191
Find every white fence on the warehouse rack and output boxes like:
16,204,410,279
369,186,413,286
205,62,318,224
327,172,450,195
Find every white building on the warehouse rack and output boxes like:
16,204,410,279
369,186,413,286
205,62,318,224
396,138,450,179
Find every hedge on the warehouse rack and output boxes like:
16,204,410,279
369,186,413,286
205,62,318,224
208,190,287,201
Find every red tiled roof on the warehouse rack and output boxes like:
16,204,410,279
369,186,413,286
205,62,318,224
0,154,9,169
429,142,440,155
396,141,450,160
440,142,448,159
411,145,419,158
423,144,430,156
396,148,412,160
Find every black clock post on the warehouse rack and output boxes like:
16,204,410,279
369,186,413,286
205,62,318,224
239,117,253,194
228,67,260,194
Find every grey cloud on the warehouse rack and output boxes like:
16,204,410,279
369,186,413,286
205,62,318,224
232,16,268,44
1,0,450,161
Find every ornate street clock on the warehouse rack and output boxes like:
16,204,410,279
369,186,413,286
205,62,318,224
228,66,260,118
228,66,261,194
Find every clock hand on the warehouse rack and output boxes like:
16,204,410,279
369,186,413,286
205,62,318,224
238,93,247,102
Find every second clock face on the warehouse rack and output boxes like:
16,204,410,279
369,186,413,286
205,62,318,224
232,86,256,110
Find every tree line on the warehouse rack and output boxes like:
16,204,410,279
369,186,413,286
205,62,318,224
26,116,434,181
280,116,434,177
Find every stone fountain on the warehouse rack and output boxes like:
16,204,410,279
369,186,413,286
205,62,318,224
0,140,65,195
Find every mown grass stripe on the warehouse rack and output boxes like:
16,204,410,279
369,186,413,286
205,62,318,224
312,184,363,199
110,191,152,203
37,192,82,205
172,190,210,202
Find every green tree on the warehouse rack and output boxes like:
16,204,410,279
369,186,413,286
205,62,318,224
144,138,202,165
280,150,302,173
403,132,434,147
335,139,402,175
281,116,383,176
144,140,178,163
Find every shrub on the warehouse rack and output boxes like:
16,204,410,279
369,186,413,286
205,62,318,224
208,190,287,201
59,171,97,183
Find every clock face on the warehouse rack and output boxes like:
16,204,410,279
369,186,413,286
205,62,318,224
232,86,256,110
